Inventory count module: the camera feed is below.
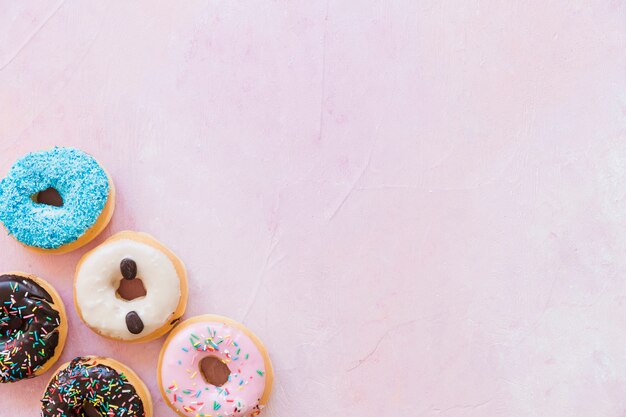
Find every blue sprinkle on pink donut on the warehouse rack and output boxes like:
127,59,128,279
0,147,110,250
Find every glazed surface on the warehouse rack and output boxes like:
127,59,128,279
0,274,62,382
75,238,182,340
41,356,145,417
160,319,268,417
0,147,109,249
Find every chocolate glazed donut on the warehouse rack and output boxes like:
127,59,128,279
0,274,63,382
41,357,147,417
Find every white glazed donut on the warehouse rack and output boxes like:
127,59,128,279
74,231,188,342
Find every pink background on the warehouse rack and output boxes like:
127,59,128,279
1,1,626,416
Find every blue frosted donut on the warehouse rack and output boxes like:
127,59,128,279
0,147,114,253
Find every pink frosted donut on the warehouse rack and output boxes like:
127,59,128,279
158,315,273,417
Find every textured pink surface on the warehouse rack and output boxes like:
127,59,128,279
0,1,625,416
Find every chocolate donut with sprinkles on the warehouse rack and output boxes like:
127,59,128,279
41,356,153,417
0,272,67,383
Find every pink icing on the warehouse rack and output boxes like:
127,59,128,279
160,319,268,417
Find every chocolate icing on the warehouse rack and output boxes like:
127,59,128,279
0,274,61,383
41,356,145,417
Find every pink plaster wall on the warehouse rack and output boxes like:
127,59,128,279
1,1,626,416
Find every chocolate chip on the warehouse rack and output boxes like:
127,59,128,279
125,311,144,334
120,258,137,280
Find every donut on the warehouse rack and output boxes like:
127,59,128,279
41,356,153,417
0,147,115,254
74,230,188,342
158,315,274,417
0,272,67,383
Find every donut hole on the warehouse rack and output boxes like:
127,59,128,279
199,356,231,387
116,278,147,301
31,187,63,207
7,316,23,331
1,316,24,337
81,401,101,417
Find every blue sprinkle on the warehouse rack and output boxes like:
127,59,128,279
0,147,110,249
